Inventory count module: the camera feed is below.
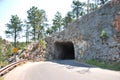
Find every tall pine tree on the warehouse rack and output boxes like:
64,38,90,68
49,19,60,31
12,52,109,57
27,6,47,41
5,15,22,47
52,12,63,32
72,0,86,19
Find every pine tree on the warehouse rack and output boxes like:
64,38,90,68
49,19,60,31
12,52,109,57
63,12,74,28
5,15,22,48
72,0,86,19
27,6,47,41
52,12,63,32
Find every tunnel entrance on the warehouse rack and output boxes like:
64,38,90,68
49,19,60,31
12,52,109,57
54,41,75,60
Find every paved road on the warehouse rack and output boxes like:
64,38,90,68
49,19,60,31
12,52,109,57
4,60,120,80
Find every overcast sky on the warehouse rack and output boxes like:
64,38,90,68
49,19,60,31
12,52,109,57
0,0,86,41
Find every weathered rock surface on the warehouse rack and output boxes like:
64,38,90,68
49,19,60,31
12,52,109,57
45,0,120,62
19,42,46,61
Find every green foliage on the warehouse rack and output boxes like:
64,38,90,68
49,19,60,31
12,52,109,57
0,39,13,63
46,27,54,35
100,30,107,37
27,6,42,41
5,15,23,47
86,59,105,66
100,30,108,43
86,59,120,71
39,39,46,48
99,0,109,5
72,0,86,19
17,42,26,50
27,6,47,41
52,12,64,32
5,45,13,56
63,11,74,28
92,0,109,5
24,20,31,45
88,3,98,12
0,61,8,67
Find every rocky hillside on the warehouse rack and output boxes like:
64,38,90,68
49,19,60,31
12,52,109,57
0,37,46,68
18,41,46,61
6,41,46,64
45,0,120,63
0,38,13,68
0,38,13,62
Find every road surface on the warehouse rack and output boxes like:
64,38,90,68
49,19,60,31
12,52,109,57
4,60,120,80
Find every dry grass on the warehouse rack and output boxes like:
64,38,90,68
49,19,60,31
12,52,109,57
0,77,4,80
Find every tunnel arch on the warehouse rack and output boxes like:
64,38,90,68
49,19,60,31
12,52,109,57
54,41,75,60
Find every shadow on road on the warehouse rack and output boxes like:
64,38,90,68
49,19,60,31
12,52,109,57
51,60,95,68
51,60,96,74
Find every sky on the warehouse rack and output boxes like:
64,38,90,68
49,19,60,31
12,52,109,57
0,0,86,41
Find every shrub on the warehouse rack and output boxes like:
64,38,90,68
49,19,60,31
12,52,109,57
39,39,46,48
0,61,8,67
100,30,108,44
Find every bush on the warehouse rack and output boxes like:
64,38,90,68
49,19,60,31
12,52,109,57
100,30,108,39
17,42,26,50
39,39,46,48
0,38,14,65
0,61,8,67
100,30,109,44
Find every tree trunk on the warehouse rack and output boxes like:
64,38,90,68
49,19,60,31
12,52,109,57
87,0,90,14
38,32,40,40
26,31,29,45
76,6,79,19
33,25,36,42
14,27,17,48
26,25,29,45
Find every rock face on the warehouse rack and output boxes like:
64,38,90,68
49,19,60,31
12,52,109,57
6,42,46,63
19,42,46,61
3,42,46,63
45,0,120,62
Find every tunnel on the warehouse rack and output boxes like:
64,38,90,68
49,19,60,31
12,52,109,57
54,41,75,60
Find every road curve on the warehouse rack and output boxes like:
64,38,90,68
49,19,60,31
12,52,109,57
4,60,120,80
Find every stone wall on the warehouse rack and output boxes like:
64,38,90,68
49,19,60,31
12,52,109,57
45,0,120,62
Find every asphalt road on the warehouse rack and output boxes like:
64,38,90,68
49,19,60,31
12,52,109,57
4,60,120,80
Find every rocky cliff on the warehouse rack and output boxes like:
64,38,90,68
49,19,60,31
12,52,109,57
45,0,120,63
19,42,46,61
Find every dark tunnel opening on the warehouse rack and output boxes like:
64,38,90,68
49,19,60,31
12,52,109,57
54,41,75,60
